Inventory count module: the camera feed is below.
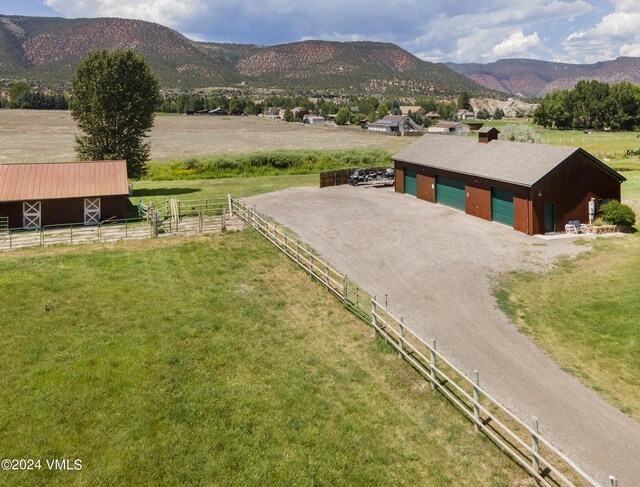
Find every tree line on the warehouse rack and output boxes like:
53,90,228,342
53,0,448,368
1,81,68,109
534,80,640,131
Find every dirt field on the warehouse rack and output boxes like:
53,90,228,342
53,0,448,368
244,185,640,486
0,110,413,163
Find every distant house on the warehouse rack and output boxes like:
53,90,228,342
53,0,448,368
303,115,325,125
400,106,426,117
457,109,475,120
367,115,422,135
428,121,470,135
209,108,228,115
0,160,129,229
264,108,281,119
425,111,442,121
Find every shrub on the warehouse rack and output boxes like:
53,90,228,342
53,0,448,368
143,148,392,180
499,124,542,143
600,200,636,227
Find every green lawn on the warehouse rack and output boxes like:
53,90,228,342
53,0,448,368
496,233,640,420
130,174,318,206
0,232,527,486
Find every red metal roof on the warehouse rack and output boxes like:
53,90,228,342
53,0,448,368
0,160,129,202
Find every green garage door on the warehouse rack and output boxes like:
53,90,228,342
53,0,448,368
404,168,417,196
435,176,465,211
491,187,514,227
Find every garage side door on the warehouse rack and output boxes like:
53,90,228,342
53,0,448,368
491,187,514,227
435,176,465,211
404,168,417,196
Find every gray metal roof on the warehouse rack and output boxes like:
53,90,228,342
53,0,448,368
392,134,624,187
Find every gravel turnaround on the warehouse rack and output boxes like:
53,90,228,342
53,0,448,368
245,185,640,486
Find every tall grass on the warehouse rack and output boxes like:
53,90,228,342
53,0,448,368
143,148,392,180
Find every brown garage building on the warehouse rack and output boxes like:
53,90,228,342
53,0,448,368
392,131,625,234
0,160,129,229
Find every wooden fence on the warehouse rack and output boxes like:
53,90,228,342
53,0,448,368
231,197,615,487
0,197,239,251
319,167,388,188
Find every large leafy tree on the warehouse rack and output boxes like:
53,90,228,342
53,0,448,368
71,49,160,179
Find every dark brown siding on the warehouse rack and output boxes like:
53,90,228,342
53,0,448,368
417,173,435,202
395,152,621,235
0,196,127,228
531,152,621,233
466,179,491,220
395,166,404,193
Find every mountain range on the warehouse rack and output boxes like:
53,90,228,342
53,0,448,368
0,14,493,96
1,14,639,98
446,58,640,98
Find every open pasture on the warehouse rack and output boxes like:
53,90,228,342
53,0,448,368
0,232,527,486
0,110,412,164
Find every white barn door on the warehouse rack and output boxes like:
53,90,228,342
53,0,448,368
84,198,101,225
23,201,41,229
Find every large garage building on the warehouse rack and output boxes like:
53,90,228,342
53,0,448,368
0,160,129,229
392,130,625,234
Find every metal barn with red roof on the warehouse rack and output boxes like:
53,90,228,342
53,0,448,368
0,160,129,229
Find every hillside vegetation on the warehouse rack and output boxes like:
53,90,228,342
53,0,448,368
0,233,528,486
0,14,497,95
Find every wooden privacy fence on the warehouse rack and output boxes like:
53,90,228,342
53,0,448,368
231,197,614,487
319,167,388,188
0,197,237,251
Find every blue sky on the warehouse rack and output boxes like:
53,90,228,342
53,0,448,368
2,0,639,64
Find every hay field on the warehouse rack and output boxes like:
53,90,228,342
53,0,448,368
0,110,413,163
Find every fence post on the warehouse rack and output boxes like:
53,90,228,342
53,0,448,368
9,230,12,249
531,416,540,475
371,296,377,332
609,476,619,487
430,340,437,389
296,236,300,264
325,263,330,289
398,317,404,357
98,224,101,243
310,254,314,274
198,211,203,233
284,232,288,254
152,210,158,237
125,220,128,238
343,275,348,307
473,370,480,433
227,194,233,216
40,229,44,247
222,208,226,231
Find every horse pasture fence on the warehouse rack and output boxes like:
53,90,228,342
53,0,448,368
230,196,614,487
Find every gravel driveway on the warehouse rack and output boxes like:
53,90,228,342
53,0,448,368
245,185,640,486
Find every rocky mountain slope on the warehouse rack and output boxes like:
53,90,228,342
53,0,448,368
447,57,640,98
0,14,495,96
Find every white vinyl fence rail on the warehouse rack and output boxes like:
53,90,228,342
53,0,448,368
231,196,616,487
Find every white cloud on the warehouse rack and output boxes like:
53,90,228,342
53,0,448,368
44,0,210,28
562,4,640,62
620,43,640,57
490,30,542,58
